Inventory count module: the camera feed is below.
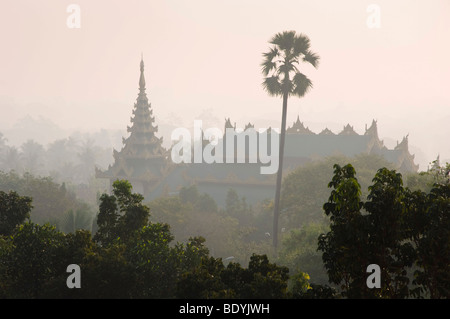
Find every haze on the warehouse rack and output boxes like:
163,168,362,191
0,0,449,170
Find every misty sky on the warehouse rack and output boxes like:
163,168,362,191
0,0,449,170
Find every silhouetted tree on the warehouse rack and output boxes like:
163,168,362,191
261,30,319,249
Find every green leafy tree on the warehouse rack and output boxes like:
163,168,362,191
0,182,219,299
319,164,417,298
319,164,450,298
78,241,135,298
318,164,371,298
278,222,329,286
406,158,450,192
262,30,319,248
0,191,32,236
364,168,416,298
241,254,290,298
411,183,450,298
177,254,290,299
94,179,149,246
288,270,311,298
0,222,66,298
124,223,179,298
176,256,229,298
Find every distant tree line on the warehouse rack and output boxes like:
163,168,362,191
0,171,96,230
0,132,113,186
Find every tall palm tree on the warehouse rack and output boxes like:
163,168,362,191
261,30,320,249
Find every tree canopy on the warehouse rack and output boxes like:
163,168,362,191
0,162,448,299
319,164,450,298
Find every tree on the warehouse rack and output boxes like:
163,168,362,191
261,30,320,249
364,168,416,298
410,182,450,298
149,187,242,261
0,222,67,298
281,154,394,228
319,164,450,298
176,254,290,299
94,179,149,246
0,171,84,226
0,182,222,298
58,204,95,233
278,222,330,286
0,191,33,236
318,164,370,298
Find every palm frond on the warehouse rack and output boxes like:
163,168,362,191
270,30,296,51
261,60,277,76
278,62,296,75
293,33,311,56
262,76,282,97
280,77,294,95
292,72,313,97
303,50,320,68
262,47,279,62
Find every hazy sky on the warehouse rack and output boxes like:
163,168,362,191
0,0,449,170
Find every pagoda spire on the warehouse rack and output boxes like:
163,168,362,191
139,55,146,98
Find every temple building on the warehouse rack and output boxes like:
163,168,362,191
96,59,419,206
95,58,173,195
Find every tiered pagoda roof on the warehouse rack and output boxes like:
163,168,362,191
96,58,169,185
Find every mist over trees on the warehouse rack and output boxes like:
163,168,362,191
1,113,448,299
0,132,112,186
0,66,448,299
0,158,448,298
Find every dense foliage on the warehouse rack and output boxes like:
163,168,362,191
319,164,449,298
0,171,95,229
0,156,448,299
0,180,297,298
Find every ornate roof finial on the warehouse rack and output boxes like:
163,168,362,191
139,55,146,93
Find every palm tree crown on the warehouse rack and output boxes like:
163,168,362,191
262,30,319,98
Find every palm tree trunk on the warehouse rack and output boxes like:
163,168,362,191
273,92,288,250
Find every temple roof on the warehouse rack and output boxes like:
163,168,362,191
286,116,315,134
339,124,358,136
96,57,169,181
